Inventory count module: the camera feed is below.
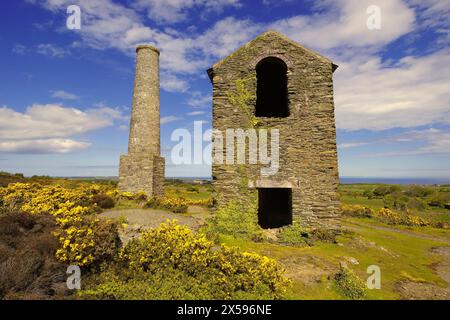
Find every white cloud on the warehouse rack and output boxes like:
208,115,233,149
196,17,261,58
134,0,241,24
187,111,206,116
0,104,125,140
334,49,450,131
50,90,80,100
160,73,189,92
37,43,69,58
365,128,450,157
0,104,126,153
187,92,211,108
12,44,26,55
337,142,368,149
161,115,182,124
270,0,415,52
28,0,450,133
0,139,90,154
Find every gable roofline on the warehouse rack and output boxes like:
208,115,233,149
207,30,338,82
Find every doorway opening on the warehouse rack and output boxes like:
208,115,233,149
257,188,292,228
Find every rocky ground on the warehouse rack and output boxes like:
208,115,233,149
100,206,209,244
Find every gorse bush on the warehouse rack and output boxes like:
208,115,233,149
374,208,403,224
333,264,366,300
341,204,374,218
108,220,290,299
54,217,121,267
146,197,188,213
0,182,121,267
341,204,430,227
145,196,212,213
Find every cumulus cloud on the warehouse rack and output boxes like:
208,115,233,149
12,44,26,55
161,115,182,124
37,43,69,58
337,142,369,149
0,104,126,153
187,110,206,116
334,49,450,131
0,139,90,154
363,128,450,157
28,0,450,133
187,92,211,108
134,0,241,24
50,90,80,100
269,0,415,52
160,73,189,92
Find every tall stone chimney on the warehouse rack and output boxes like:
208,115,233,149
118,44,165,196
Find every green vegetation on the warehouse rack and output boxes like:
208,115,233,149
0,172,449,300
203,197,264,241
333,264,366,299
81,221,290,299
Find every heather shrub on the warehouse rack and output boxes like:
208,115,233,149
0,212,69,299
0,182,121,267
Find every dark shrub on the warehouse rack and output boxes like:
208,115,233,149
92,194,115,209
404,185,434,198
90,219,122,268
373,185,400,197
0,212,69,299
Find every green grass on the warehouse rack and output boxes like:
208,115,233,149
340,195,385,210
219,218,448,299
164,183,211,200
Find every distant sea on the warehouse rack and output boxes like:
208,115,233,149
169,177,450,185
66,176,450,185
339,177,450,185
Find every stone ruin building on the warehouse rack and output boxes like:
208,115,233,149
119,31,340,229
208,31,340,229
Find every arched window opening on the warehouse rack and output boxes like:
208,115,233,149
255,57,288,117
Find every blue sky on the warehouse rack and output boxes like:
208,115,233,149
0,0,449,179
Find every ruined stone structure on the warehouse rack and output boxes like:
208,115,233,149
118,44,164,196
208,31,340,228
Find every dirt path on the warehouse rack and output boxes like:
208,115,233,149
100,207,206,230
345,220,450,245
99,207,208,244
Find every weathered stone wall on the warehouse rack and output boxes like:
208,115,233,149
209,31,340,228
118,45,164,197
